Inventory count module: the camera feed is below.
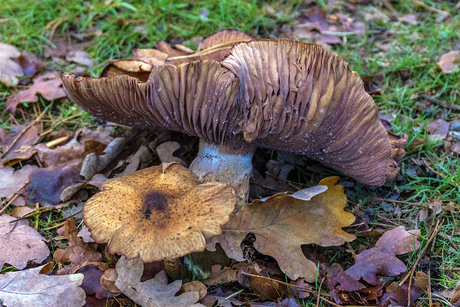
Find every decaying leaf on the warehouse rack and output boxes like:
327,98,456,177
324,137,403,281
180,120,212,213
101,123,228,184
345,226,421,285
5,72,67,112
114,256,205,307
442,280,460,303
66,50,94,66
427,119,450,141
156,141,187,167
203,263,249,287
210,177,355,282
0,42,23,86
437,51,459,73
0,264,85,307
0,165,37,206
100,269,121,296
0,214,49,270
384,272,429,307
0,124,40,167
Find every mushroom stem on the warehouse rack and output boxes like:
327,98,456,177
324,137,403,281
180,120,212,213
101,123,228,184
189,141,253,210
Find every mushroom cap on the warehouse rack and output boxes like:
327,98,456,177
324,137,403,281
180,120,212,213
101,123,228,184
62,38,398,185
83,163,236,261
221,39,396,185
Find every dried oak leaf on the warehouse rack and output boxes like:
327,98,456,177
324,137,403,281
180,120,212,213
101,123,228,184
0,264,85,307
114,256,205,307
0,215,49,270
0,124,40,167
344,226,421,285
442,280,460,303
5,71,66,112
437,51,459,73
384,272,429,307
209,177,355,282
0,42,23,86
427,119,450,141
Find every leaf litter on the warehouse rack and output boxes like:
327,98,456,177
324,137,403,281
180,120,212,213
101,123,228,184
1,2,459,306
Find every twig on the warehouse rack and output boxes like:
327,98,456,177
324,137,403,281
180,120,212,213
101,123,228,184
420,94,460,111
216,289,244,307
411,0,450,18
0,194,20,214
428,268,433,307
239,272,329,296
423,160,460,189
0,180,31,214
406,220,442,305
347,242,357,262
373,197,425,207
34,202,39,231
2,106,49,158
316,277,325,307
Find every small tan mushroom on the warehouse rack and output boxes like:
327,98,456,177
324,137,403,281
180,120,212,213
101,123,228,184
83,163,236,261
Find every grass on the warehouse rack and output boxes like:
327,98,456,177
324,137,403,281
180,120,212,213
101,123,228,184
1,0,460,305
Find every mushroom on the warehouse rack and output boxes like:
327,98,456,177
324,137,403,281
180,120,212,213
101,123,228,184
84,162,236,261
62,38,400,208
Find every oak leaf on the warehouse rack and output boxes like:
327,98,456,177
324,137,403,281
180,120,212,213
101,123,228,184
0,165,37,206
0,124,40,167
345,226,421,285
437,51,459,73
0,264,85,307
0,215,49,270
210,177,355,282
114,256,205,307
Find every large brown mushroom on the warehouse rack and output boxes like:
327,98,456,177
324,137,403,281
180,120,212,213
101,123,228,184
62,37,400,208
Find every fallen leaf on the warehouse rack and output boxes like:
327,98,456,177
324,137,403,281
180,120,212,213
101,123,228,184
427,119,450,141
77,225,95,243
442,280,460,303
344,226,421,285
437,51,460,73
385,272,429,306
115,256,205,307
203,263,249,286
0,165,37,201
0,124,40,167
77,264,110,299
178,281,207,300
201,289,243,307
0,264,85,307
210,177,355,282
100,269,121,296
0,42,23,85
0,214,49,270
398,14,420,24
156,141,187,167
15,51,45,76
5,71,67,112
66,50,94,66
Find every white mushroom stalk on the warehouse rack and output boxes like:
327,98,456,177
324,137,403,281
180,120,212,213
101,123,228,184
189,141,254,210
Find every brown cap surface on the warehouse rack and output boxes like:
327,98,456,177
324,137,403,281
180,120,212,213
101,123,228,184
62,60,240,145
222,39,395,185
83,163,236,261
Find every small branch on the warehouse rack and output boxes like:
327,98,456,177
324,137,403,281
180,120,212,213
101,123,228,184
420,94,460,111
411,0,450,18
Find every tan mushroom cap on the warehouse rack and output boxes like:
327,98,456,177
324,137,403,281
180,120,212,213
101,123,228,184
222,39,397,185
83,163,236,261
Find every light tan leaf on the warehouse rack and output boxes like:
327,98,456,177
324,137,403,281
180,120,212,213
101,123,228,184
156,141,187,167
437,51,460,73
0,125,40,167
115,256,205,307
66,50,94,66
0,264,85,307
0,165,37,199
214,177,355,281
0,215,49,270
0,42,23,85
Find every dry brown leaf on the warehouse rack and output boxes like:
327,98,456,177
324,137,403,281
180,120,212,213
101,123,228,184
442,280,460,303
210,177,355,282
427,119,450,141
156,141,187,167
385,272,429,306
437,51,460,73
0,264,85,307
0,42,23,85
203,263,249,286
344,226,421,285
100,268,121,296
114,256,205,307
0,124,40,167
0,165,37,201
15,51,45,77
66,50,94,66
0,214,49,270
178,281,207,300
5,71,66,112
77,225,95,243
201,289,243,307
